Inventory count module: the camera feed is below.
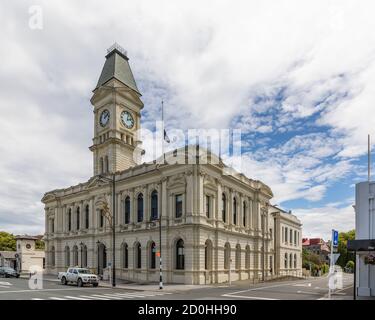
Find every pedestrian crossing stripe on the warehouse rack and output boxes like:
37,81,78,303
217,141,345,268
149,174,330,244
30,291,173,300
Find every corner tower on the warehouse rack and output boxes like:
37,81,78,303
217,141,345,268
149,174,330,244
90,44,143,175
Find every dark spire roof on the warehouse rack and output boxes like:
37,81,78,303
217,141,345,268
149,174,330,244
95,43,141,95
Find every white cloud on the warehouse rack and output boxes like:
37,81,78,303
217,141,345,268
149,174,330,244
295,205,355,240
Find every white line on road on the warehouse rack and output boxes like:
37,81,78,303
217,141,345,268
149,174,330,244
296,290,321,295
64,296,92,300
222,294,278,300
79,295,109,300
0,287,114,294
49,297,68,300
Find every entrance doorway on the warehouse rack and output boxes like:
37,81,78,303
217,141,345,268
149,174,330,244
97,243,107,276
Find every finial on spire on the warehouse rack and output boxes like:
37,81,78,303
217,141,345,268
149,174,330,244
107,42,128,57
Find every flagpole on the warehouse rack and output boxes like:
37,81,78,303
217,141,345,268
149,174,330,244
159,100,164,290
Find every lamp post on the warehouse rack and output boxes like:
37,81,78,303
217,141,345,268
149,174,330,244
98,173,116,288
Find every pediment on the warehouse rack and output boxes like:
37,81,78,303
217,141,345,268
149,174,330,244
41,192,58,203
87,176,110,189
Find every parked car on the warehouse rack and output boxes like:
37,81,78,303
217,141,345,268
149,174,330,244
58,267,99,287
0,267,20,278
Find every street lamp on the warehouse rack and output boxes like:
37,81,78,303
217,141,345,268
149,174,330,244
98,173,116,288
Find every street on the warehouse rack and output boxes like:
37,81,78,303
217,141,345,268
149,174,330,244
0,273,354,300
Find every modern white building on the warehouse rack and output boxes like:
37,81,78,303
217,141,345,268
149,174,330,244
42,44,302,284
353,181,375,297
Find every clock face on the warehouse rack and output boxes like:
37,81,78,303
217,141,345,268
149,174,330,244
121,111,135,129
99,109,110,127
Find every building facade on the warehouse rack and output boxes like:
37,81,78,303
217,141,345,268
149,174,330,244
302,238,330,264
0,236,45,273
42,45,302,284
353,181,375,297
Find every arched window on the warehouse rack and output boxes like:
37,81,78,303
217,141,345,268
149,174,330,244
73,246,78,266
205,240,212,270
233,198,237,225
294,254,297,269
222,193,226,223
151,191,158,221
82,245,87,267
245,245,250,269
284,253,288,269
124,197,131,224
65,246,70,267
150,242,156,269
76,207,80,230
224,243,231,270
122,243,128,268
176,239,185,270
135,243,141,269
289,253,293,268
100,157,104,174
85,205,89,229
243,202,246,227
235,244,241,270
51,246,55,267
68,209,72,231
137,194,144,222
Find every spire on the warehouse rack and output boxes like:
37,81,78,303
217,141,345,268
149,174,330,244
95,43,141,95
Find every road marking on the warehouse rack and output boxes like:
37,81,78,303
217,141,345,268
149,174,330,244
31,298,45,300
64,296,91,300
293,283,311,287
91,294,123,300
0,285,11,288
222,294,278,300
0,287,114,294
0,282,12,286
79,295,110,300
49,297,68,300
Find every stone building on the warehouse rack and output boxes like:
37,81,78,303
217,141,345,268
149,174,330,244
42,44,302,284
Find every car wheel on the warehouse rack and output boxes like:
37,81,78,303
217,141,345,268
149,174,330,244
61,277,67,285
77,278,83,287
93,283,98,287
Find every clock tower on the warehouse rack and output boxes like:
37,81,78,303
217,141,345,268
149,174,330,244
90,44,143,175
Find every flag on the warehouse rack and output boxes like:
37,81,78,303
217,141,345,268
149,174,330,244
164,129,170,143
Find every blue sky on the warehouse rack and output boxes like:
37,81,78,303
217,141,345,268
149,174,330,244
1,0,375,240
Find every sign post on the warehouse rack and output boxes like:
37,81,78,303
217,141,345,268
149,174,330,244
328,229,339,299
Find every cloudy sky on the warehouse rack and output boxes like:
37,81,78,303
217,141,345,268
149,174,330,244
1,0,374,240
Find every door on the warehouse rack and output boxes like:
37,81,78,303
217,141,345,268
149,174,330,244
97,243,107,276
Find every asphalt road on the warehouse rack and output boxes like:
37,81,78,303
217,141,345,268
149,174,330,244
0,273,354,300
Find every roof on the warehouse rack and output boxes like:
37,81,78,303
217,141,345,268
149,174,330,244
0,251,17,259
95,45,140,95
15,235,39,241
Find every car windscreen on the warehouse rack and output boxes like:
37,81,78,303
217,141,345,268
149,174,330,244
77,269,90,274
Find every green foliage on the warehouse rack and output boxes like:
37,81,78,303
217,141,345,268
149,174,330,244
345,260,354,270
337,230,355,268
35,239,45,250
0,231,16,251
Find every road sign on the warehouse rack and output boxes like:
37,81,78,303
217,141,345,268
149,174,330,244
156,252,160,257
328,253,340,264
332,230,339,247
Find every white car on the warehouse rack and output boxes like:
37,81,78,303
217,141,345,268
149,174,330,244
58,267,99,287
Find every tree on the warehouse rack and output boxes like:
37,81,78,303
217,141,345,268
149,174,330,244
337,230,355,268
0,232,16,251
345,260,354,272
35,239,45,250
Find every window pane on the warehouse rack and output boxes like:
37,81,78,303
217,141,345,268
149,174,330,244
175,194,183,218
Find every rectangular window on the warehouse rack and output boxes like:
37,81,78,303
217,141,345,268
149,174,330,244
269,228,272,239
294,230,297,245
51,219,54,233
175,194,183,218
290,229,293,244
205,195,210,218
285,227,288,244
100,210,104,228
282,227,284,242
